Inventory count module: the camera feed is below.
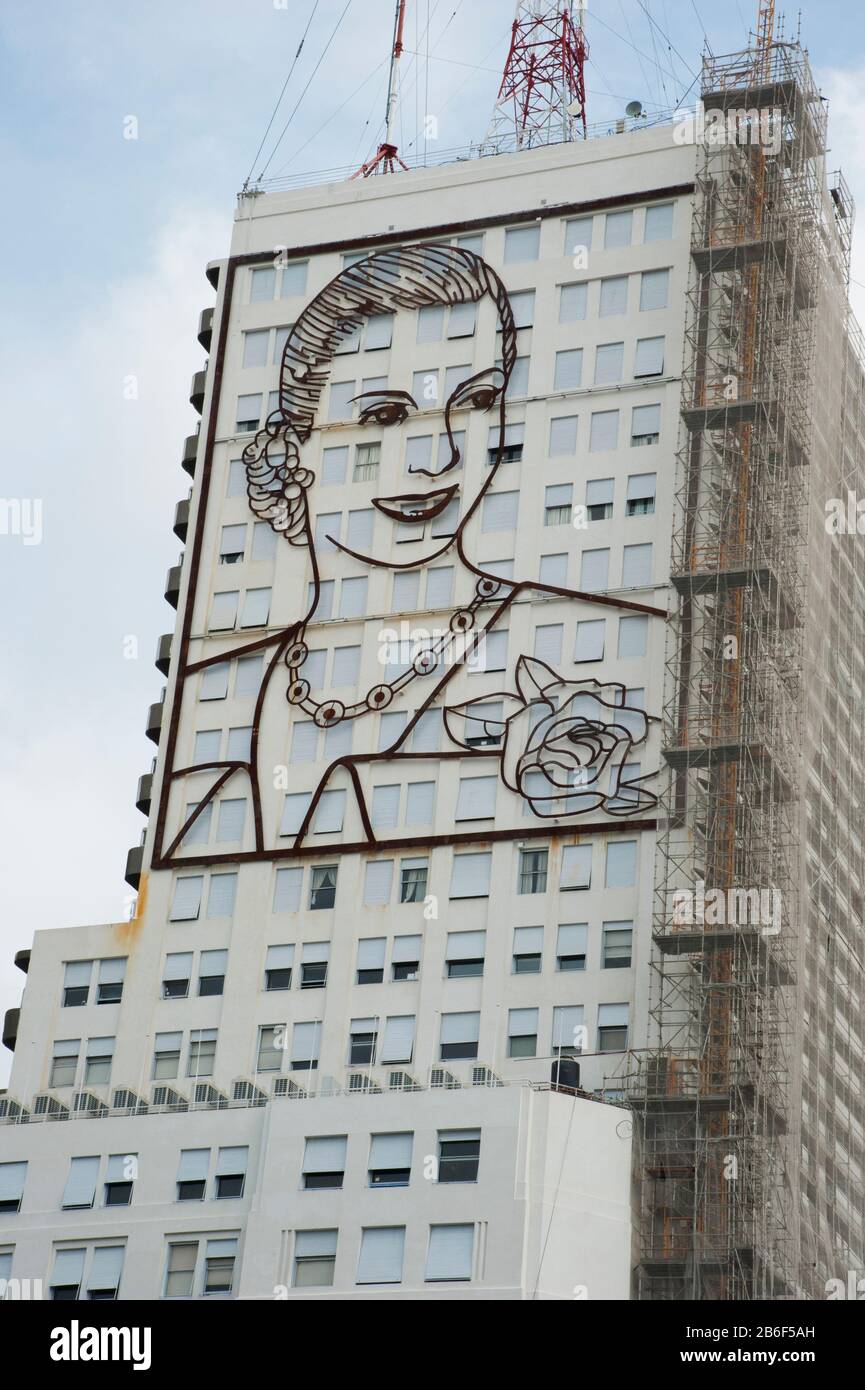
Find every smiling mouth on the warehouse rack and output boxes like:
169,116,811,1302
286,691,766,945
372,484,459,523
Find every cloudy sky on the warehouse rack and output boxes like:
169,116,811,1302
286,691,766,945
1,0,863,1086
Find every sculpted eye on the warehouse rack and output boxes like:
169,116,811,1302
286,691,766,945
358,400,410,427
467,385,500,411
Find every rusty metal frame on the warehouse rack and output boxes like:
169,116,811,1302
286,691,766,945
152,185,693,871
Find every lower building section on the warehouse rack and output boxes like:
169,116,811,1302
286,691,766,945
0,1083,631,1300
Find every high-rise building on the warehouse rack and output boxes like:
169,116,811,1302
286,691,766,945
2,18,863,1303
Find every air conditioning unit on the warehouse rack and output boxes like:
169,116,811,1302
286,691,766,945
232,1078,268,1106
111,1087,147,1114
151,1084,188,1112
273,1076,306,1100
387,1070,420,1092
192,1082,228,1109
32,1093,70,1120
0,1096,29,1123
429,1068,460,1090
348,1073,382,1094
74,1090,109,1117
471,1065,503,1088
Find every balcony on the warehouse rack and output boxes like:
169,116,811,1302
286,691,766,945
125,845,144,891
14,949,29,975
155,633,172,676
136,772,153,815
182,432,199,476
198,306,214,351
146,700,164,745
3,1007,20,1053
205,260,221,289
165,565,182,609
189,369,207,414
173,497,190,542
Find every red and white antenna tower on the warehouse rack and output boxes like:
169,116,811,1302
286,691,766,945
351,0,410,179
482,1,588,154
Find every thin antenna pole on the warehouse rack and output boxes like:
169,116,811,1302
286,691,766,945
384,0,407,149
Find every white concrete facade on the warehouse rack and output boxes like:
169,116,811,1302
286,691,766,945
2,127,696,1299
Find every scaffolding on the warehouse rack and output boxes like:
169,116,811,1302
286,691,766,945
627,36,831,1299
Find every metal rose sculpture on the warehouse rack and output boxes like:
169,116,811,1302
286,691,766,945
445,656,658,819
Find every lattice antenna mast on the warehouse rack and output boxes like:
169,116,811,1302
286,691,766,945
482,1,588,155
351,0,410,179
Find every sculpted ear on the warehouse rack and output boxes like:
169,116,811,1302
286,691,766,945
514,655,559,703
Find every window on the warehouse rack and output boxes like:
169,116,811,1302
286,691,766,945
0,1162,26,1214
627,472,656,515
104,1155,134,1207
634,336,665,377
84,1036,114,1085
450,851,491,899
552,1004,584,1056
380,1014,415,1064
598,1003,629,1051
309,864,337,910
176,1149,209,1202
193,729,220,763
559,283,587,322
356,938,386,985
265,945,294,991
198,949,227,997
322,446,348,486
207,872,238,918
63,1156,100,1212
392,935,421,981
554,348,583,390
49,1247,86,1300
203,1238,238,1296
437,1129,480,1183
539,552,568,588
549,415,578,456
220,523,246,564
508,1008,538,1058
250,266,275,301
235,654,263,696
561,843,592,890
369,1133,413,1187
365,313,393,349
235,393,261,432
251,522,278,564
313,788,346,835
644,202,674,241
292,1021,321,1071
426,1225,474,1283
444,363,472,399
631,404,660,447
392,570,420,612
557,923,587,971
605,210,632,248
349,1017,378,1065
618,615,648,659
214,798,245,844
518,847,548,894
513,925,543,973
640,267,669,311
152,1032,181,1081
463,700,504,748
273,867,303,914
534,624,563,664
405,781,435,825
164,1241,197,1298
187,1029,217,1078
603,921,633,969
399,857,428,903
580,548,609,592
445,931,485,978
256,1025,284,1073
182,800,212,847
163,952,192,999
210,590,238,631
332,645,360,687
363,860,393,908
356,1226,405,1286
417,305,444,343
575,618,605,662
622,543,653,588
413,368,439,405
599,275,628,316
427,567,453,607
481,490,519,532
439,1012,480,1061
564,215,593,256
544,482,572,526
215,1147,248,1199
586,477,613,521
455,776,496,821
504,224,540,262
448,301,477,337
595,342,624,386
487,421,524,465
227,459,245,497
63,961,91,1008
300,942,330,989
347,509,374,550
472,628,507,673
95,961,126,1006
293,1230,337,1288
589,410,619,452
241,587,271,628
372,784,400,829
328,381,355,421
303,1136,347,1190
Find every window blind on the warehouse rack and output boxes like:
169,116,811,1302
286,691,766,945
379,1015,416,1063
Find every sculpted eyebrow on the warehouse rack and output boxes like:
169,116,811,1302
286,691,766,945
351,388,417,405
